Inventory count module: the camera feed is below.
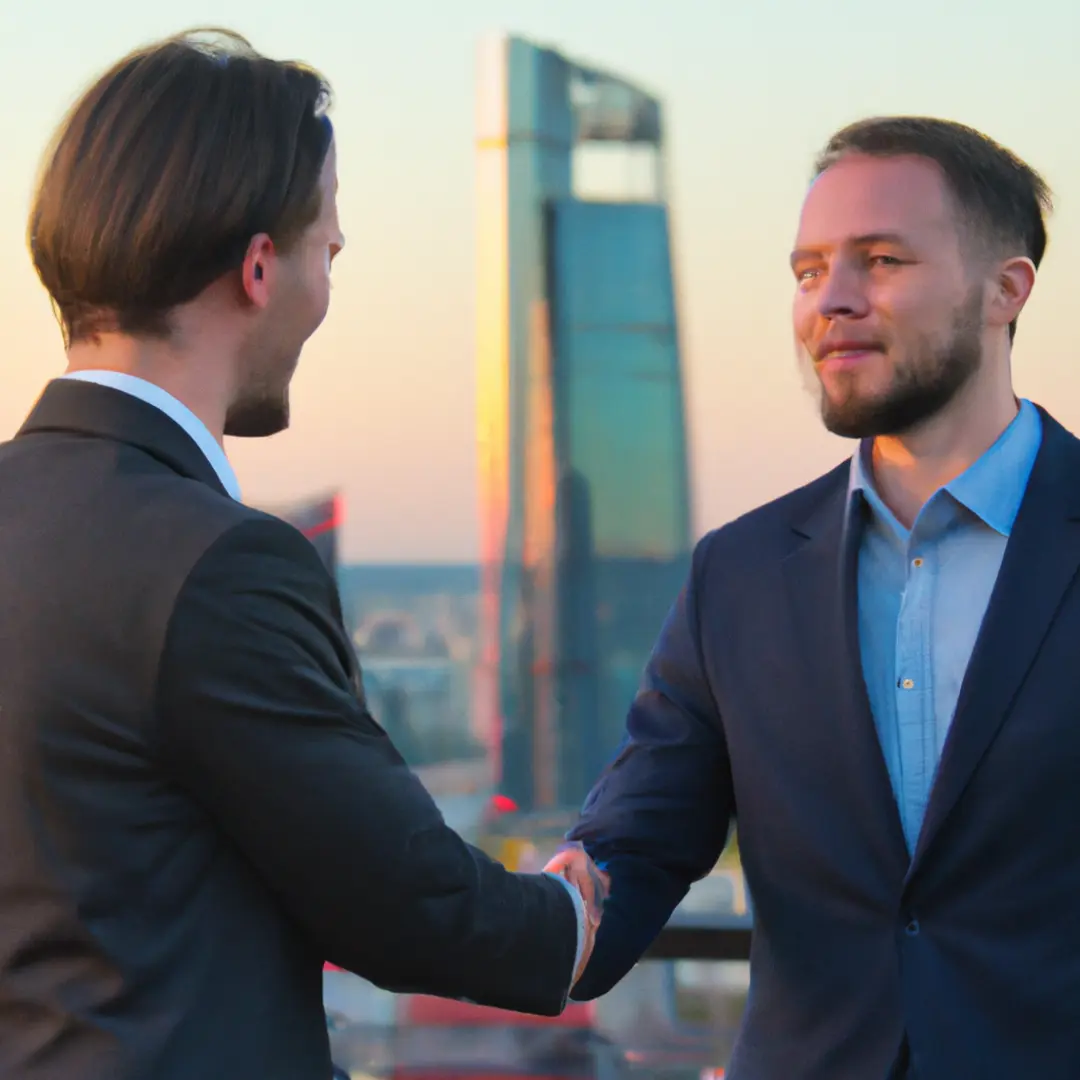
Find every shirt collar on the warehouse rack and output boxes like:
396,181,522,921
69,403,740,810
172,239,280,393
847,398,1043,539
59,370,242,501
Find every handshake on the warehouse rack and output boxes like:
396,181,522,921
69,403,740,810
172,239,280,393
543,842,611,987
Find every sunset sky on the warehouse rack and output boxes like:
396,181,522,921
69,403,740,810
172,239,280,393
2,0,1077,560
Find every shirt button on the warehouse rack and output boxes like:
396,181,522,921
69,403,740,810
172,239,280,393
905,919,920,936
912,557,924,568
899,678,915,690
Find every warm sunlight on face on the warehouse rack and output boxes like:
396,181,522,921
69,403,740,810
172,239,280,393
791,154,984,439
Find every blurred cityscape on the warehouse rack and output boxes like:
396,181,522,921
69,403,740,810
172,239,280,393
325,560,751,1080
341,563,484,767
275,31,751,1080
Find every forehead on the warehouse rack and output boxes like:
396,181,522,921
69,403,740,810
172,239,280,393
795,153,959,249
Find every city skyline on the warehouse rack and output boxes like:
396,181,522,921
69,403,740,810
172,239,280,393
2,0,1077,561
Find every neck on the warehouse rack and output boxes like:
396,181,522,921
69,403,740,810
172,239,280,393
66,333,233,445
869,366,1018,529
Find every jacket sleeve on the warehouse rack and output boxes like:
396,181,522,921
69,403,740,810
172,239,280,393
154,517,578,1015
567,531,735,1000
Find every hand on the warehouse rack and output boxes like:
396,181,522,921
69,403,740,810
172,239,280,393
544,843,611,985
545,842,610,922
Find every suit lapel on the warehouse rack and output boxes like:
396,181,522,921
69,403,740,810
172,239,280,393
16,378,229,497
782,474,910,866
910,412,1080,872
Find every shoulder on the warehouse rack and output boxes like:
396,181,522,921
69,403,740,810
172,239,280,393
1035,406,1080,464
157,506,357,718
133,477,326,588
125,479,339,661
172,501,337,615
693,458,850,572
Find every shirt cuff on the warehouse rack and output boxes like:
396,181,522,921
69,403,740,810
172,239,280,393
545,871,586,986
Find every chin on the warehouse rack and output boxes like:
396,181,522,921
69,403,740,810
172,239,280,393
224,398,290,439
818,391,884,440
821,412,877,440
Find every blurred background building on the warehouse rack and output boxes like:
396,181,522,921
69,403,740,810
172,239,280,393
474,33,693,813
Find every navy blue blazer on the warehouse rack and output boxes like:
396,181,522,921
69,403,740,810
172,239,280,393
569,408,1080,1079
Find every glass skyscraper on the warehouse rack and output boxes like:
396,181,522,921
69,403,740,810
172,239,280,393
475,35,692,811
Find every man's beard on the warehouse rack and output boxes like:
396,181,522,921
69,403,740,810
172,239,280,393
224,385,290,438
224,338,298,438
810,293,984,439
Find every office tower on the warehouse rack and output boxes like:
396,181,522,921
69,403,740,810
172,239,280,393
475,35,692,811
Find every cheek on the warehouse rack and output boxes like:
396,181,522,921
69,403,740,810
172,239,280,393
306,250,332,308
792,288,811,331
792,289,821,348
310,278,331,327
305,243,329,284
868,278,949,335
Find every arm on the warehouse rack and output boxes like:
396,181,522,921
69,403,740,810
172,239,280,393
566,532,734,1000
154,518,580,1015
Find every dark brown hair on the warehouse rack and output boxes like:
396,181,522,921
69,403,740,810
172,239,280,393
28,28,334,345
814,117,1052,340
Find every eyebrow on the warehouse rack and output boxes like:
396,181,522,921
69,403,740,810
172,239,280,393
790,232,912,267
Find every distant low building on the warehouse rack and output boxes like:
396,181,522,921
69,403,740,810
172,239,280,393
261,491,342,577
355,613,482,766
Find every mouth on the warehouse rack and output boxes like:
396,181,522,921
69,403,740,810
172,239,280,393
815,344,884,370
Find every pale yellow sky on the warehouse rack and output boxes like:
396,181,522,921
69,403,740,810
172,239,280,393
2,0,1077,560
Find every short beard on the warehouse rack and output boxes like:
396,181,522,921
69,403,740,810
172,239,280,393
812,291,984,439
224,338,297,438
224,390,290,438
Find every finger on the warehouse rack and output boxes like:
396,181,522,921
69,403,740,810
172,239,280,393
545,851,592,890
584,860,609,907
573,913,599,985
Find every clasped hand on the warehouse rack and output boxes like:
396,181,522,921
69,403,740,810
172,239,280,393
543,842,610,986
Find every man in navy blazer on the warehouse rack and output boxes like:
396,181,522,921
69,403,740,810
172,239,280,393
547,117,1074,1077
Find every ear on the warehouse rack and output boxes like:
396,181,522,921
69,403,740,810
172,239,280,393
987,255,1037,333
240,233,277,309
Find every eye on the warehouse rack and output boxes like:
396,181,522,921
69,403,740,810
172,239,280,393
795,267,820,283
869,254,903,267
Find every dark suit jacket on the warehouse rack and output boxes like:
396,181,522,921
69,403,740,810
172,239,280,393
0,380,577,1080
569,407,1080,1079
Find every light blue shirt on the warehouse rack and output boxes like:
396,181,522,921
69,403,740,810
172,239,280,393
60,369,589,984
851,399,1043,854
60,370,242,500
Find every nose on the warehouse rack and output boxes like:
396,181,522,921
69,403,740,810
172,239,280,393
817,262,869,320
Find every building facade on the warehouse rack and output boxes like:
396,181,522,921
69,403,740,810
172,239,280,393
475,35,692,811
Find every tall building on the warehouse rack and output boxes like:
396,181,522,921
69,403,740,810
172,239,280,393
475,35,692,811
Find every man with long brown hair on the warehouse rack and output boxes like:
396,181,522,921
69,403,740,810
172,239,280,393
0,29,602,1079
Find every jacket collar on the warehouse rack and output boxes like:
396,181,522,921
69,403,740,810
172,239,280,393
16,378,231,498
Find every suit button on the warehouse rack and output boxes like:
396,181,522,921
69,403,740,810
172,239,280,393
905,919,920,936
